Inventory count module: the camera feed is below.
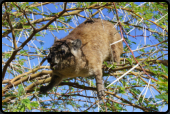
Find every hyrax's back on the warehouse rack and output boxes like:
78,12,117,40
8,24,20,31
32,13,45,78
62,18,123,66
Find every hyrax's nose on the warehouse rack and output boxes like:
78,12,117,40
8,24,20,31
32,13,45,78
47,54,52,63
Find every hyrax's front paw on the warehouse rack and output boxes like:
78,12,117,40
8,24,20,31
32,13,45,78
40,86,48,94
97,89,105,99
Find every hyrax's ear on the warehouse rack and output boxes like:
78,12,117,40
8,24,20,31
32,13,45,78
68,39,82,50
73,39,82,49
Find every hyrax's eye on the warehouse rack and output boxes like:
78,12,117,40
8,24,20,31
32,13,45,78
53,47,57,50
61,49,65,54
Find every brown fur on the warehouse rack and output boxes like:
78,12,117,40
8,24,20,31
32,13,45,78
40,18,123,99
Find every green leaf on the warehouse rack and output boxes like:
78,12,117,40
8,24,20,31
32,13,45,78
30,101,39,108
149,69,157,75
140,49,145,52
27,104,31,110
126,58,132,65
161,64,168,75
4,53,11,59
21,98,32,110
119,87,126,94
20,50,28,55
20,2,29,10
22,98,30,104
103,61,108,65
155,94,168,102
58,16,65,21
20,105,25,112
35,33,42,37
132,41,136,44
31,6,41,12
18,84,25,96
23,25,30,29
48,25,55,28
18,59,25,66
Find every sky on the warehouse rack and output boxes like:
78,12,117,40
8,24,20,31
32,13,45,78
2,2,168,112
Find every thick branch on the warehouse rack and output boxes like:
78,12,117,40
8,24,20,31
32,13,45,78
2,70,52,94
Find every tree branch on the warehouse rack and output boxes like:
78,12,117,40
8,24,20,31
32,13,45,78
4,2,17,50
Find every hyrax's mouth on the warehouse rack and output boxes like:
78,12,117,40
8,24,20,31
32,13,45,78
50,63,58,70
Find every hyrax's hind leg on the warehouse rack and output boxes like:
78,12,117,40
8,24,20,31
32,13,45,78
94,68,105,99
111,44,121,64
40,75,63,94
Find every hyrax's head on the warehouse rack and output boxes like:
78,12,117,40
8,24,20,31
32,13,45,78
47,38,82,70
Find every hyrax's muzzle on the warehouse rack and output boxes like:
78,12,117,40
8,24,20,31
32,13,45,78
47,46,67,69
47,51,56,69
